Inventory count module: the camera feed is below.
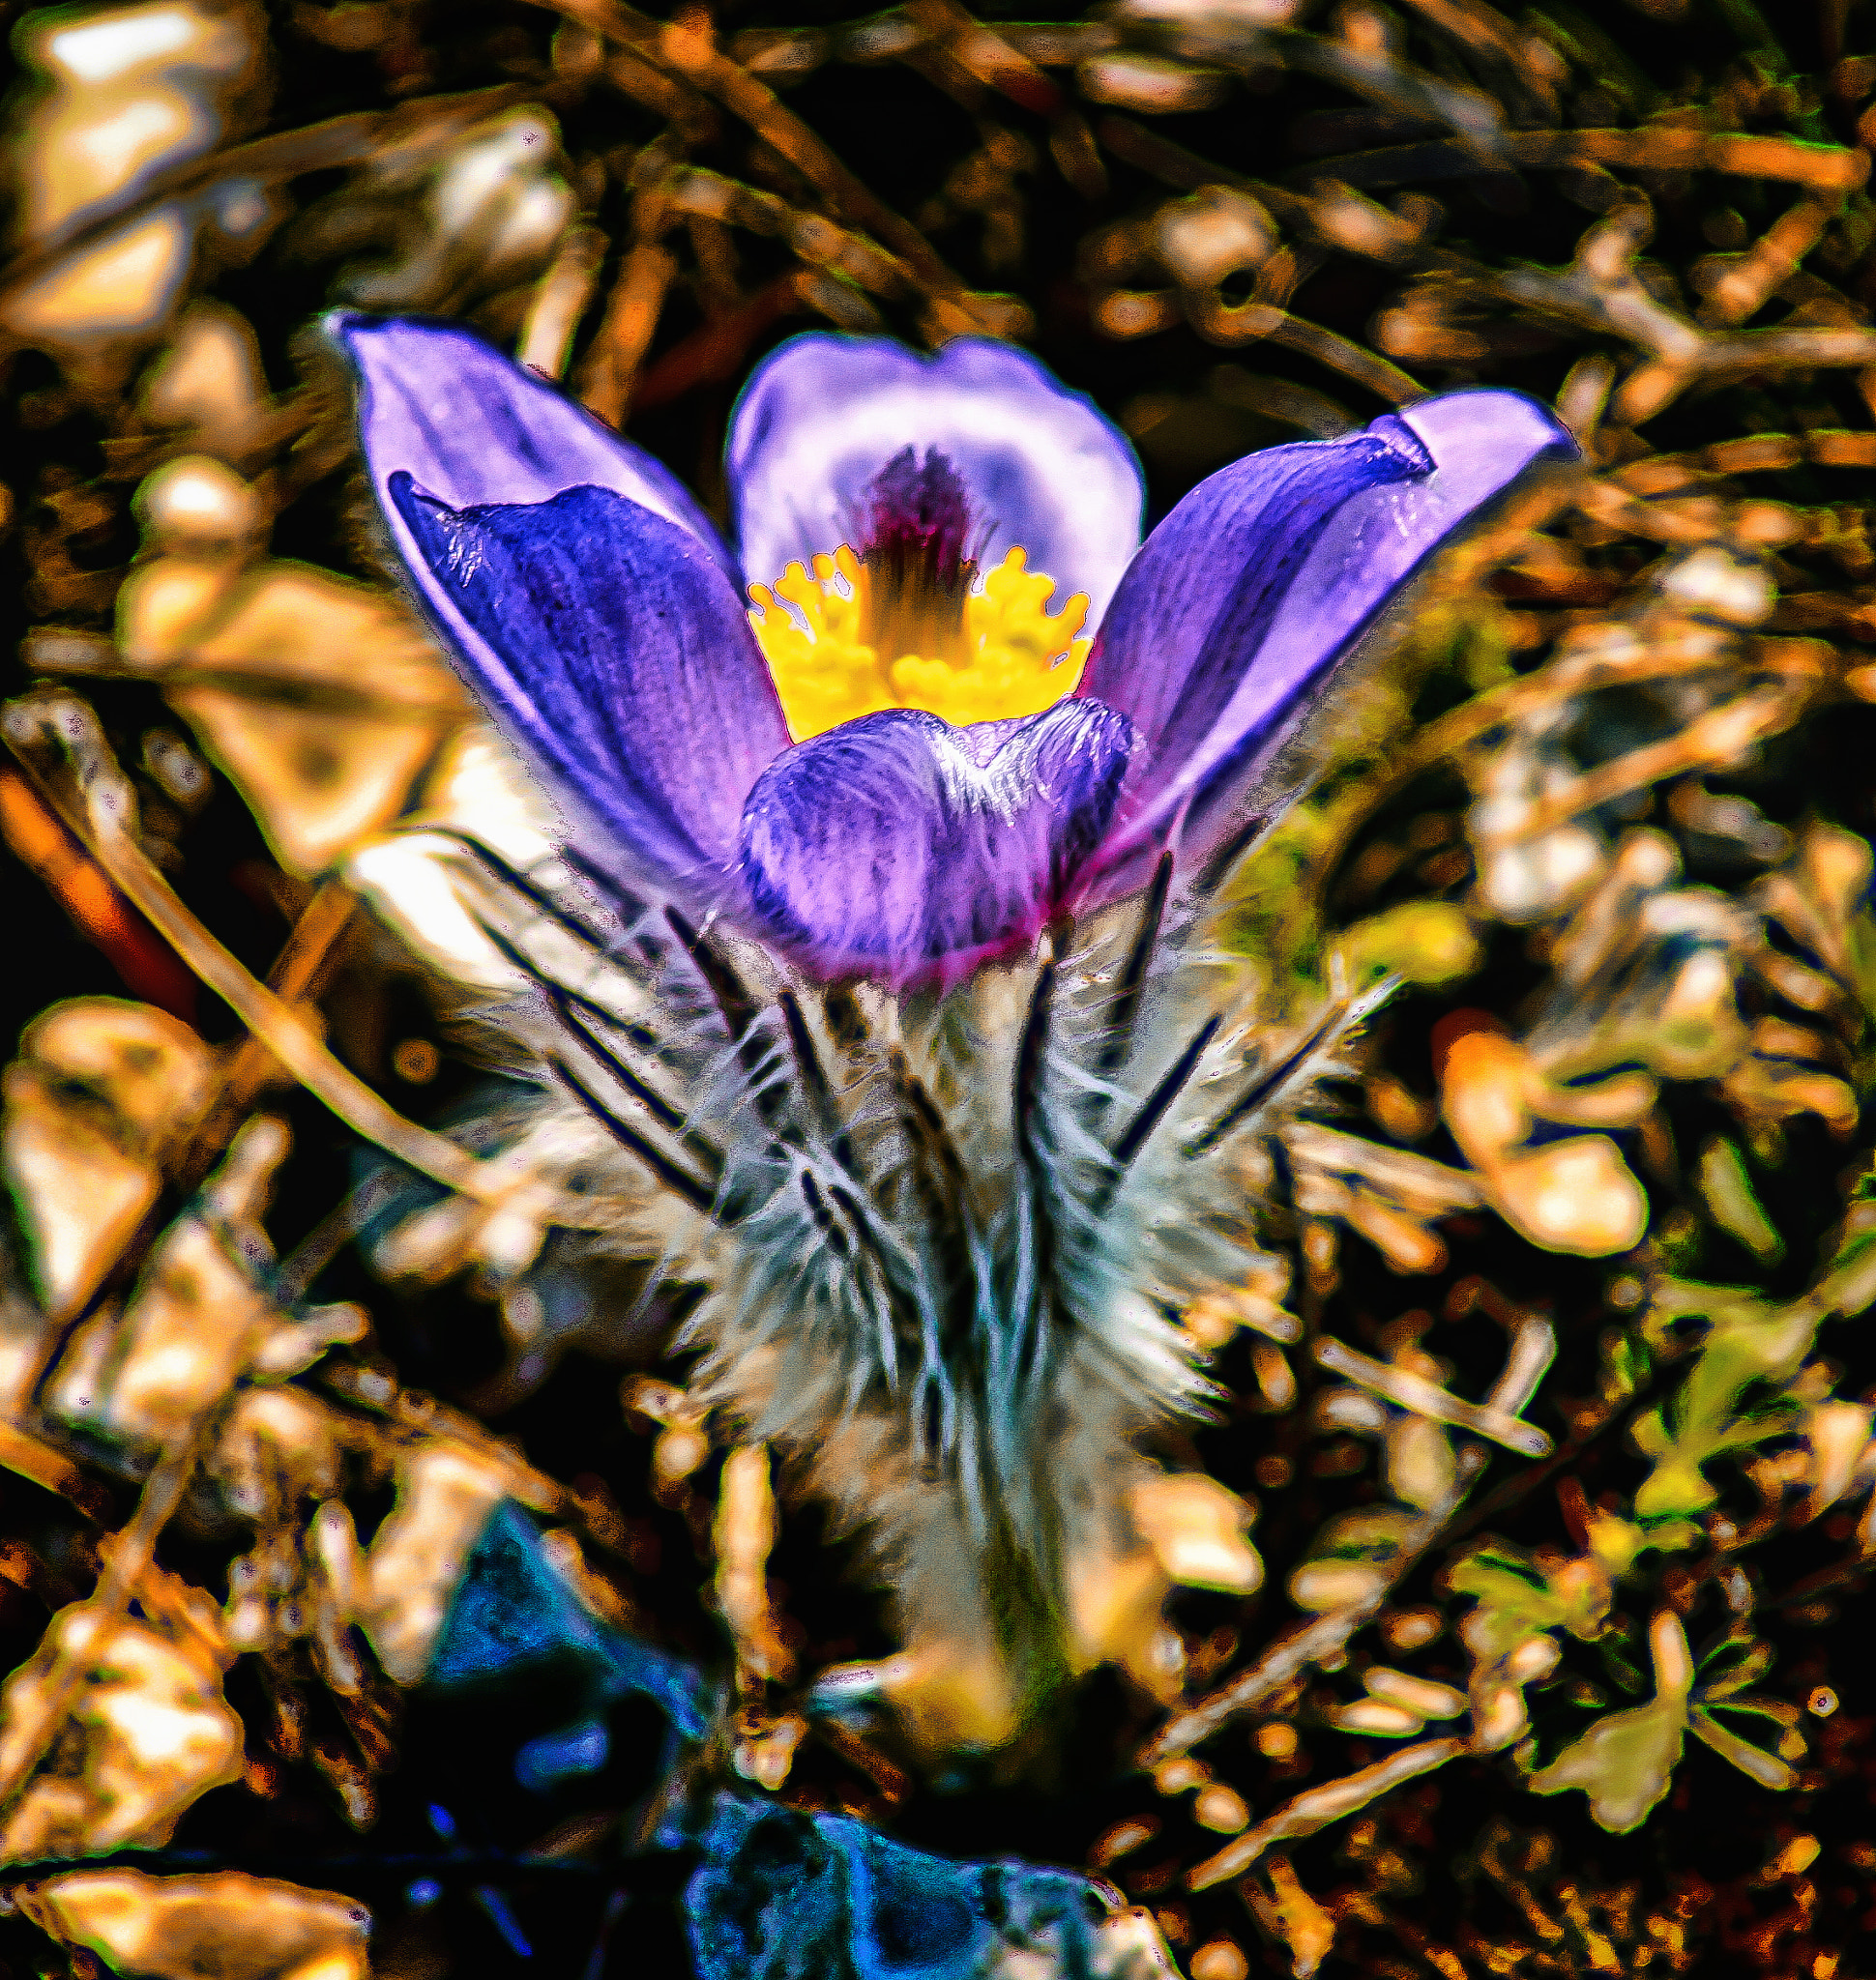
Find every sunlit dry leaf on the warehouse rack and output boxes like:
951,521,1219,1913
1721,1029,1860,1137
1793,1398,1876,1522
1385,1413,1457,1510
46,1118,363,1455
732,1709,806,1791
1283,1121,1483,1275
1468,725,1606,923
209,1384,347,1520
345,722,562,991
349,1441,512,1683
20,998,213,1147
0,1572,239,1859
1247,1856,1337,1979
20,1868,370,1980
1363,1665,1465,1722
1077,52,1229,112
12,2,264,238
117,505,469,875
3,1,270,367
2,999,212,1323
5,211,194,349
1289,1507,1421,1617
1441,1031,1650,1256
1129,1471,1262,1594
139,300,274,455
336,107,573,313
713,1444,795,1685
1152,188,1275,290
137,453,265,551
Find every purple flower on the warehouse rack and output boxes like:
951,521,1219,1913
335,315,1574,986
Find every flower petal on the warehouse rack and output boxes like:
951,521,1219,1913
738,700,1136,985
1081,388,1576,885
390,480,789,895
335,312,737,581
727,334,1144,623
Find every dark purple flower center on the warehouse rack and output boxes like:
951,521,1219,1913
856,446,978,661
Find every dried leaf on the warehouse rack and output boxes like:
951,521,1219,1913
351,1441,512,1683
46,1120,363,1456
20,1868,370,1980
0,1580,240,1860
2,1001,212,1323
1130,1471,1263,1593
1529,1613,1693,1832
117,541,468,877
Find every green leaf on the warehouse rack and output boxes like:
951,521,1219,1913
1695,1138,1782,1263
1695,1634,1774,1700
1815,1196,1876,1320
1631,1284,1817,1518
1630,1409,1720,1519
1597,1640,1647,1696
1528,1612,1696,1833
1450,1543,1609,1661
1341,901,1481,989
1599,1328,1650,1404
1689,1706,1797,1791
1528,1691,1687,1832
1313,1508,1419,1561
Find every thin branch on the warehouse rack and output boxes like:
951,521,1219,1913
3,701,613,1230
1188,1737,1467,1887
525,0,981,319
1313,1336,1553,1456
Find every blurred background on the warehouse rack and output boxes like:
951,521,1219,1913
3,1,1876,1976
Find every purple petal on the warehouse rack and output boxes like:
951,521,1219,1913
738,701,1136,986
334,312,739,585
337,313,792,895
1081,388,1576,885
391,480,788,896
727,334,1144,624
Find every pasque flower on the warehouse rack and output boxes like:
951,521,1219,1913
335,315,1573,991
336,313,1576,1753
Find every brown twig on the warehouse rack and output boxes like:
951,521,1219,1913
2,700,622,1231
527,0,980,322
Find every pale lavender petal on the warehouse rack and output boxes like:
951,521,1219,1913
738,700,1136,986
391,480,788,896
333,312,738,584
727,334,1144,624
1081,388,1576,886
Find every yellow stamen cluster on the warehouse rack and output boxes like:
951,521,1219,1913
749,544,1092,743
